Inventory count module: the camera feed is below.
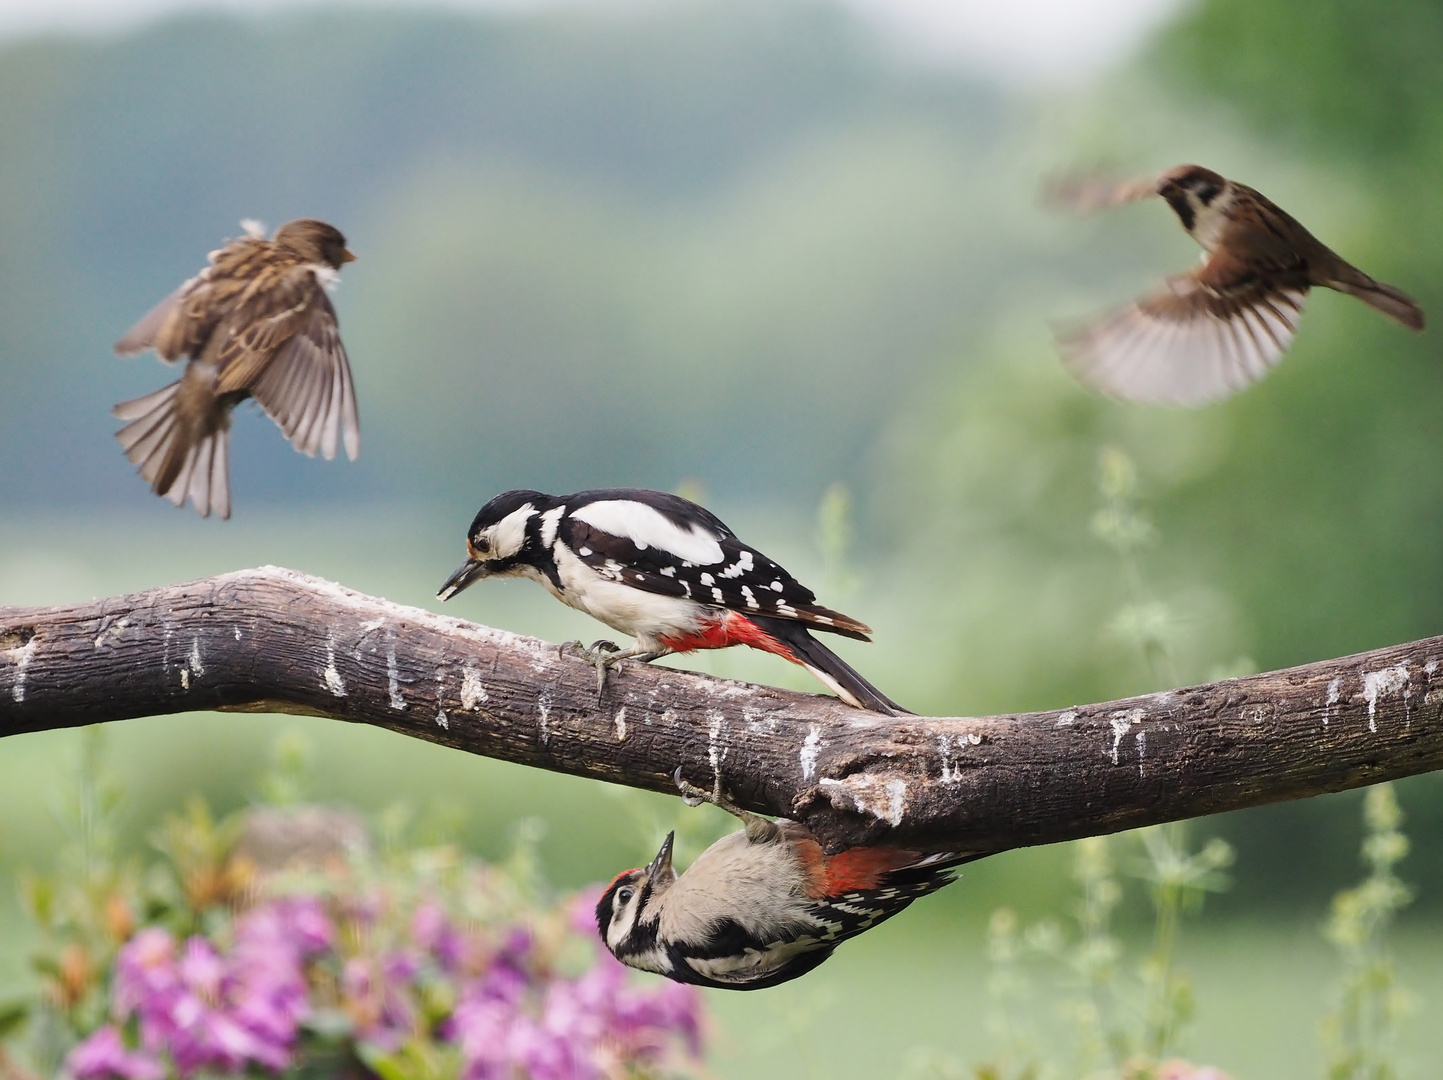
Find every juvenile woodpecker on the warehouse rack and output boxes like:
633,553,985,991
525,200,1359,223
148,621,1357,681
113,218,361,519
436,487,907,714
595,770,974,990
1050,164,1424,405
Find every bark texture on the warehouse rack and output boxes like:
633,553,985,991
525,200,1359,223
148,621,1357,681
2,567,1439,854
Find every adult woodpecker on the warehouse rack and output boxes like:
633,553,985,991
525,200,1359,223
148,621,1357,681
1050,164,1424,405
112,218,361,519
436,487,907,714
595,770,975,990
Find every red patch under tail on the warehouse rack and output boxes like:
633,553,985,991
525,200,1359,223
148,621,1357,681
659,611,802,663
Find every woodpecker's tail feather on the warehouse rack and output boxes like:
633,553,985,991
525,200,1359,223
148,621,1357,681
113,381,232,519
1327,267,1425,331
749,615,911,715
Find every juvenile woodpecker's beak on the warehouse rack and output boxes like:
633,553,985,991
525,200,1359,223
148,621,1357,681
437,559,489,601
341,249,358,263
647,831,676,880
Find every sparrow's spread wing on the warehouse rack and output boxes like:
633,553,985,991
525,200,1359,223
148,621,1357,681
114,284,192,358
1045,171,1161,212
244,288,360,461
1059,252,1310,406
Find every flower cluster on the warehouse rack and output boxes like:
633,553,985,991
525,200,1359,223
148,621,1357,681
59,864,702,1080
68,898,329,1079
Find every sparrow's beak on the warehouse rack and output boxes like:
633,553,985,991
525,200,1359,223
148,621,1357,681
647,831,676,880
341,249,358,263
437,558,489,601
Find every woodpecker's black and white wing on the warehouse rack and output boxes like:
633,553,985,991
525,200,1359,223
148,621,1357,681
1060,253,1309,405
665,847,976,991
559,489,871,639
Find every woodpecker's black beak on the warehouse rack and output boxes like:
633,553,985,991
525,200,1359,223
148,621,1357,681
437,559,489,601
647,831,676,880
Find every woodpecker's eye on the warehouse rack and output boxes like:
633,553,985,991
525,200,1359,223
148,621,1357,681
472,535,490,555
618,887,634,903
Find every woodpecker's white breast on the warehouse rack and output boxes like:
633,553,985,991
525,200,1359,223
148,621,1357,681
550,541,710,646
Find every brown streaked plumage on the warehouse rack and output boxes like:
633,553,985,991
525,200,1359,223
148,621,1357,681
113,218,361,519
1050,165,1425,405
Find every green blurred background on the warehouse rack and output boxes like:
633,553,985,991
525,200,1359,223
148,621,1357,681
2,0,1442,1074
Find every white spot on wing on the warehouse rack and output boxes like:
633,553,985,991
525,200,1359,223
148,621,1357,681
719,551,754,579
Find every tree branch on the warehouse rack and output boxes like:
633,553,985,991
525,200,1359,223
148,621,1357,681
1,567,1439,853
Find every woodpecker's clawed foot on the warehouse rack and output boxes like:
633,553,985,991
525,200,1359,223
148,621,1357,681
672,767,762,827
674,766,711,808
563,639,627,704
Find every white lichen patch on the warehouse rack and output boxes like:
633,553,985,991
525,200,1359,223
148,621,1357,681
436,710,449,730
322,642,347,697
614,708,627,742
94,618,129,648
386,648,406,711
1362,664,1409,733
1324,676,1342,727
1109,708,1144,765
180,669,190,690
7,637,37,703
707,711,727,779
460,667,488,711
818,775,908,827
537,691,552,745
1055,710,1077,727
799,725,822,781
188,639,205,678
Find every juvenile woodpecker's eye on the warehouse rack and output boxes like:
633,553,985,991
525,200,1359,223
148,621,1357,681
618,887,634,903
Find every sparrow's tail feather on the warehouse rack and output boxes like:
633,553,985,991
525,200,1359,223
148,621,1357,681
1327,268,1425,331
749,615,911,716
113,380,233,519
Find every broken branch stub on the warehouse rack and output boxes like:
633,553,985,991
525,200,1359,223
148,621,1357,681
2,567,1441,853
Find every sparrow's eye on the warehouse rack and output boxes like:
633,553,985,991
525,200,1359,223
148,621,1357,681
618,887,634,904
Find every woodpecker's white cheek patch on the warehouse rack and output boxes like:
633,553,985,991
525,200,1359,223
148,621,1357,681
486,504,537,560
539,505,565,547
572,500,725,565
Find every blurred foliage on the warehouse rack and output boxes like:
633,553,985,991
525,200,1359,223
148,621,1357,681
1321,784,1414,1080
960,829,1232,1080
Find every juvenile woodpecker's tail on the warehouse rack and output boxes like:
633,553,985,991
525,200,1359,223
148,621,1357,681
1327,267,1426,331
749,614,911,715
113,380,233,519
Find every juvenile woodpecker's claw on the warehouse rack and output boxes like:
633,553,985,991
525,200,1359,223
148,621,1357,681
674,766,706,807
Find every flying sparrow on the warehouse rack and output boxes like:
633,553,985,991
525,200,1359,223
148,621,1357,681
1050,164,1425,405
112,218,361,518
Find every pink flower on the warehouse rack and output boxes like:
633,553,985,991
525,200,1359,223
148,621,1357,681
66,1026,166,1080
